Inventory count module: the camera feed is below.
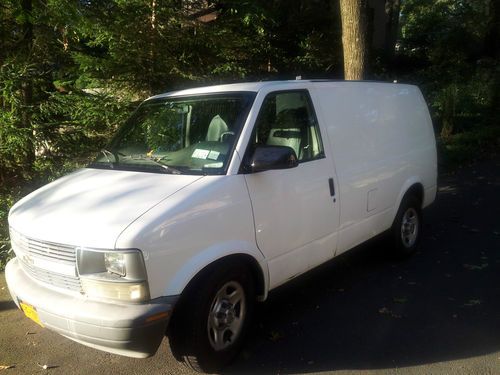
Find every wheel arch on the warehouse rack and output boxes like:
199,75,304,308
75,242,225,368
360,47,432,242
393,179,424,223
165,245,269,302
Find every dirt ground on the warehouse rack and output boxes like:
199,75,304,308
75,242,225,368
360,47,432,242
1,156,499,374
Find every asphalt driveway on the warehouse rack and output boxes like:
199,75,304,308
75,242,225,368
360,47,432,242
1,157,499,374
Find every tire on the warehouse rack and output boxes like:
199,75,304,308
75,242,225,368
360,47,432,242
168,259,255,373
390,195,422,258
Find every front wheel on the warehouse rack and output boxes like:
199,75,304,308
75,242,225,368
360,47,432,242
168,260,255,373
390,195,422,257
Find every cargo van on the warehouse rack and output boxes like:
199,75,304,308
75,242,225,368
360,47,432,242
6,80,437,372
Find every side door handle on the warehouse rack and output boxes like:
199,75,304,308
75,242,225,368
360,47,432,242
328,177,336,200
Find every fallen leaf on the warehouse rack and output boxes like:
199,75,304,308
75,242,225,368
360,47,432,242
464,299,482,307
37,363,58,370
378,307,402,319
269,331,284,342
379,307,390,314
241,348,253,360
393,297,408,304
439,185,457,192
463,263,488,270
0,365,15,370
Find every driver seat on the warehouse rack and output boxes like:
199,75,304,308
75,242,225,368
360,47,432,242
206,115,229,142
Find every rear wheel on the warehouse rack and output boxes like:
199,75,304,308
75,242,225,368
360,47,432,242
168,260,255,373
391,195,422,257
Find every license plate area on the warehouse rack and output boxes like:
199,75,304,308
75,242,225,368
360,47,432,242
19,300,44,327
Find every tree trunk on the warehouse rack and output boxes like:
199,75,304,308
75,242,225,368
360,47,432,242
384,0,400,63
339,0,367,80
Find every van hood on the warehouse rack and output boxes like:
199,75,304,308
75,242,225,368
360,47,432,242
8,168,203,249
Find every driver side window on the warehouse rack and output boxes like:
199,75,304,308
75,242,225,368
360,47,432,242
250,90,324,162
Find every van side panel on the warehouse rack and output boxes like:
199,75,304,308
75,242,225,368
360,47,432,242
313,82,436,254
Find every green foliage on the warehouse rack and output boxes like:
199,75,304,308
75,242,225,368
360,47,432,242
35,91,132,156
0,61,37,181
397,0,498,147
0,190,18,270
439,126,500,166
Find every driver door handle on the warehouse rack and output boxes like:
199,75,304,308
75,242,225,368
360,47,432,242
328,177,336,199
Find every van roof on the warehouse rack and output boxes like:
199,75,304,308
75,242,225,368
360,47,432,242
149,80,412,100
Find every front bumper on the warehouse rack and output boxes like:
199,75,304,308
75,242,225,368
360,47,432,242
5,257,176,358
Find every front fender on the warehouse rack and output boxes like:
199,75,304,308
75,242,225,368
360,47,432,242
115,175,265,300
164,241,269,299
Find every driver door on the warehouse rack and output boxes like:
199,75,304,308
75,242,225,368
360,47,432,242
242,90,339,289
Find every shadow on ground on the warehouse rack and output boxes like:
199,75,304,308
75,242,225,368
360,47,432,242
225,158,500,374
0,300,16,312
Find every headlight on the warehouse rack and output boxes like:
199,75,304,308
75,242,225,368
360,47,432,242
77,248,150,303
104,252,126,276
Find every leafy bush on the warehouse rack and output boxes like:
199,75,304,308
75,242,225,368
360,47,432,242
0,82,133,271
439,126,500,166
0,190,19,270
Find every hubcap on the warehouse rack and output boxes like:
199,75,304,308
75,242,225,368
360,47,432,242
401,207,419,248
207,281,246,351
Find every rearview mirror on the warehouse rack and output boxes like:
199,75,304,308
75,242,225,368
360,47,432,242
248,145,298,173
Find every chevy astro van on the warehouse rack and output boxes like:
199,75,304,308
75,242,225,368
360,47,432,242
6,80,437,372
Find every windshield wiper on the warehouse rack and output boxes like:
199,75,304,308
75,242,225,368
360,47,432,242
93,149,119,168
128,155,183,175
101,149,120,163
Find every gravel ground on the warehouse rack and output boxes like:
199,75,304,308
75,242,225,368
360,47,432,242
1,156,499,375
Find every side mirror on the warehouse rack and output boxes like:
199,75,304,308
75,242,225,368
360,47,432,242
248,145,298,173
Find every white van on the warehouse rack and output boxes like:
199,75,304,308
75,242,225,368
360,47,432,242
6,80,437,372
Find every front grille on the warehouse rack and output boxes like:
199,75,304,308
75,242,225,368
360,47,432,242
21,260,82,291
23,237,75,265
10,228,82,293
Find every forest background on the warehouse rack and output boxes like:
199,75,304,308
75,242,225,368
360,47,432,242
1,0,499,268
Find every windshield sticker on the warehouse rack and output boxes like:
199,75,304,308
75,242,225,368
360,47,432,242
207,150,220,160
204,162,223,168
192,149,210,159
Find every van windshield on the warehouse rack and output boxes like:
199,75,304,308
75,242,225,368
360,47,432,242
89,92,255,175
